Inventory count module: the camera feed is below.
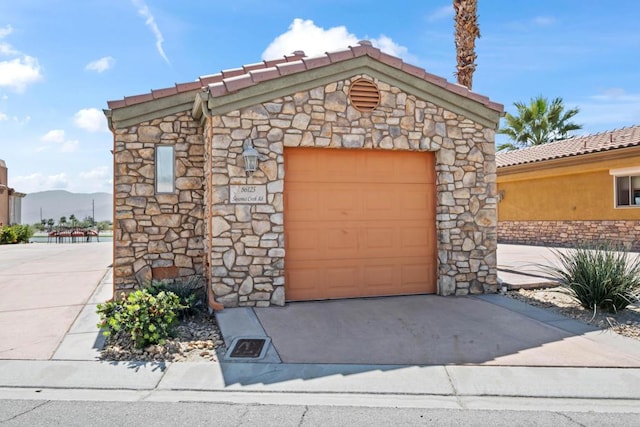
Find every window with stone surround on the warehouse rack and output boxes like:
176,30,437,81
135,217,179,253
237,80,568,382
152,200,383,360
155,145,174,193
611,167,640,208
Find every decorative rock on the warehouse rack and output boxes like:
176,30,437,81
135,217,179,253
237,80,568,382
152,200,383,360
325,91,347,112
239,276,254,295
223,249,236,270
235,205,252,222
252,220,271,235
292,113,311,130
212,216,231,237
135,265,152,285
152,214,182,228
138,126,161,143
271,286,285,306
241,105,269,120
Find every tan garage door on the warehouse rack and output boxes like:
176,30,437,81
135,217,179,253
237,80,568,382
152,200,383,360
284,148,436,301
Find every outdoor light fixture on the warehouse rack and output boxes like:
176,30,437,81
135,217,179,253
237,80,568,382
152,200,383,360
242,139,259,176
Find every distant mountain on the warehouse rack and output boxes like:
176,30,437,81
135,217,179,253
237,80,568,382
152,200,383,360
21,190,112,225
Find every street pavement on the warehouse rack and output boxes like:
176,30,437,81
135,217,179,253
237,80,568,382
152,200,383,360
0,242,639,413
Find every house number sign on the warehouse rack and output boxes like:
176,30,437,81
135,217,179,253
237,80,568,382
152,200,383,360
230,185,267,204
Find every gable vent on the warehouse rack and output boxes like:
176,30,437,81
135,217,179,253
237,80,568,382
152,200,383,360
348,79,380,112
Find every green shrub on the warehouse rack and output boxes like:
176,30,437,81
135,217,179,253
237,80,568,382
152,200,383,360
544,244,640,313
0,225,33,244
96,289,183,349
14,225,34,243
147,277,205,317
0,226,17,244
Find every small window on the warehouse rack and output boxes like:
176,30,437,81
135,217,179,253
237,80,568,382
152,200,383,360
156,145,174,193
615,175,640,207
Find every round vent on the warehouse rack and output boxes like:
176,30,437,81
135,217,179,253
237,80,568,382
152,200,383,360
348,78,380,112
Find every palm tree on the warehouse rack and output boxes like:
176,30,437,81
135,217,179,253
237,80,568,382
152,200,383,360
497,96,582,151
47,218,54,231
453,0,480,89
59,216,67,229
69,214,77,228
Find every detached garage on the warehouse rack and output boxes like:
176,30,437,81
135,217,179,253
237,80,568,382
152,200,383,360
105,41,503,308
284,149,436,301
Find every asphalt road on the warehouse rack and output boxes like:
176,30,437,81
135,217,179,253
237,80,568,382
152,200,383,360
0,400,637,426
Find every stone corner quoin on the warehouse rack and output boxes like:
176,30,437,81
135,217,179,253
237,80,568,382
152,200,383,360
111,73,499,307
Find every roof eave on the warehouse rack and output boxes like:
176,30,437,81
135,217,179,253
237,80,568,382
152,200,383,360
497,144,640,176
207,56,503,129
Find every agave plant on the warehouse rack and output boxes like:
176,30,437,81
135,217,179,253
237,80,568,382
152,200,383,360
544,244,640,314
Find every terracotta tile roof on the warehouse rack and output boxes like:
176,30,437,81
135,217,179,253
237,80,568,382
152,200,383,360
106,52,306,109
496,125,640,168
107,41,503,113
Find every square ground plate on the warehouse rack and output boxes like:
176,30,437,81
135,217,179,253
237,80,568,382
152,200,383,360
225,336,271,360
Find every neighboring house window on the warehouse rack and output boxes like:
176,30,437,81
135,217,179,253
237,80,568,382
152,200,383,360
156,145,174,193
610,167,640,208
615,175,640,207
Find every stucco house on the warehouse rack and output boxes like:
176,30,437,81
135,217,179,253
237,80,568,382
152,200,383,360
0,159,25,226
104,41,503,308
497,125,640,250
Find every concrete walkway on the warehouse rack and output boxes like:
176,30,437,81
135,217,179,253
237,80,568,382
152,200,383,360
0,242,112,359
0,242,639,410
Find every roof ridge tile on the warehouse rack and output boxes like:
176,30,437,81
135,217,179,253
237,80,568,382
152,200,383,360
107,44,502,114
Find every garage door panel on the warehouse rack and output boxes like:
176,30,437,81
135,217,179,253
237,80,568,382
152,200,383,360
326,226,359,252
363,264,395,287
400,225,434,251
400,188,435,217
284,148,436,301
361,226,396,250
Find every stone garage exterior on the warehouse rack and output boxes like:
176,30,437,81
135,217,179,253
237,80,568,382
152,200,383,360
105,41,503,308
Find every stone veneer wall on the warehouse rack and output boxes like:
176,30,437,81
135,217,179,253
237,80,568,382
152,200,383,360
113,112,205,292
207,74,499,307
499,220,640,251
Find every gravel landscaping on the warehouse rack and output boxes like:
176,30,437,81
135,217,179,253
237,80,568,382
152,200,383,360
99,310,227,363
507,287,640,341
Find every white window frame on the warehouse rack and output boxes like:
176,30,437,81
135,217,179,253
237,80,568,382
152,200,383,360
610,166,640,208
155,145,175,194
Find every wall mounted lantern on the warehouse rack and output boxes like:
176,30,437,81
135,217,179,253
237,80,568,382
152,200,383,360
242,139,259,176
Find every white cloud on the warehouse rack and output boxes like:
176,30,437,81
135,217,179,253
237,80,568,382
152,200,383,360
0,27,43,92
0,55,43,92
427,5,454,22
61,140,79,152
568,89,640,129
531,16,555,26
74,108,107,132
80,166,109,180
590,88,640,102
0,112,7,121
262,19,412,62
85,56,115,73
0,42,19,55
12,172,70,193
42,129,66,143
372,35,409,59
0,25,13,38
40,129,79,152
131,0,170,64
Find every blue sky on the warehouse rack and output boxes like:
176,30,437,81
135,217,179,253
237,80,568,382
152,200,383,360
1,0,639,193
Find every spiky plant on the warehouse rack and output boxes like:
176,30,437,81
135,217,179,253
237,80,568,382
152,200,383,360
544,244,640,314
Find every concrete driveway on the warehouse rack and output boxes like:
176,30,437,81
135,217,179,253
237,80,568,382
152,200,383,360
216,243,640,367
250,295,640,366
0,242,112,360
